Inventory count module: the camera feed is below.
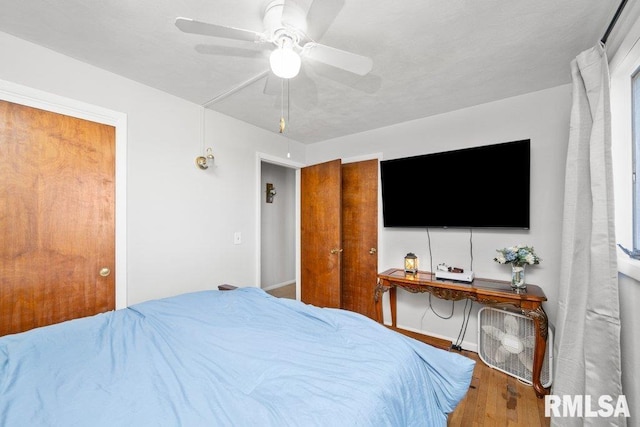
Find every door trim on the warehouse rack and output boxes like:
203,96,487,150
0,79,128,309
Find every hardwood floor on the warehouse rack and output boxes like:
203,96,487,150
265,283,296,299
383,327,549,425
265,283,550,426
449,350,550,426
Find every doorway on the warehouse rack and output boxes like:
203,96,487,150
258,153,303,300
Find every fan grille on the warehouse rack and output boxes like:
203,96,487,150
478,307,553,387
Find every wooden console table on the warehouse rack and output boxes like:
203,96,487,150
375,268,549,398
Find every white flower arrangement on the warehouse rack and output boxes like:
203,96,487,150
493,244,540,267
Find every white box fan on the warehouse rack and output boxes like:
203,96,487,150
478,307,553,388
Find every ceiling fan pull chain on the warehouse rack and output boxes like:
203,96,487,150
279,77,286,133
287,78,290,125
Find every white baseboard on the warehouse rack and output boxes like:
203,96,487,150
383,322,479,353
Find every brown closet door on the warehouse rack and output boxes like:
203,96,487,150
341,159,380,322
0,100,115,336
300,159,342,308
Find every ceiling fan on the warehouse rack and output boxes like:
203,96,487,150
175,0,373,80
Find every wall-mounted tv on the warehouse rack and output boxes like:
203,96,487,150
380,139,530,229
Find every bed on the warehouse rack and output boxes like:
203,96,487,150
0,287,475,426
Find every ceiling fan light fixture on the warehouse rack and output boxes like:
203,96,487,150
269,37,301,79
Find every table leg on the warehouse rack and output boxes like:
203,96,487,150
390,286,397,328
523,305,551,398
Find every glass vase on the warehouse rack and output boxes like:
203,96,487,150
511,264,526,290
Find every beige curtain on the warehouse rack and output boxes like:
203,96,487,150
552,43,625,426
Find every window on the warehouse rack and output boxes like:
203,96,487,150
610,17,640,280
632,71,640,250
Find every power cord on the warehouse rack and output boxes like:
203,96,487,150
452,299,473,351
452,228,475,350
422,227,476,351
426,227,433,274
429,294,454,319
468,228,474,271
425,228,455,319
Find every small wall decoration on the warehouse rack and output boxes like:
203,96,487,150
266,183,276,203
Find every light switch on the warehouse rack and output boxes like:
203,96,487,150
234,232,242,244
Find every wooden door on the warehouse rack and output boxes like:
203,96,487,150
300,158,380,321
341,159,380,321
300,159,342,308
0,100,115,336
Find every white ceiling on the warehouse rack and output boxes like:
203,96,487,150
0,1,623,144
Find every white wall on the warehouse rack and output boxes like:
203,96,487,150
0,31,303,305
307,85,571,350
260,162,296,289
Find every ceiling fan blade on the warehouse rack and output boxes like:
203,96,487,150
265,67,317,110
175,17,265,43
309,63,382,94
302,42,373,76
304,0,344,41
195,44,268,58
263,72,281,96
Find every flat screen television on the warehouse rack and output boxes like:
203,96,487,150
380,139,530,229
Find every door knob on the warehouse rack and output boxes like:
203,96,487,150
99,267,111,277
369,248,377,254
330,248,344,254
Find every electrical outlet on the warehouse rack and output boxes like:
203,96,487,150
234,232,242,245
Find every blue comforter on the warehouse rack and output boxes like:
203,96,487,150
0,288,475,426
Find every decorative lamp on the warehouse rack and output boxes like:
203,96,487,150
195,147,214,170
404,252,418,274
